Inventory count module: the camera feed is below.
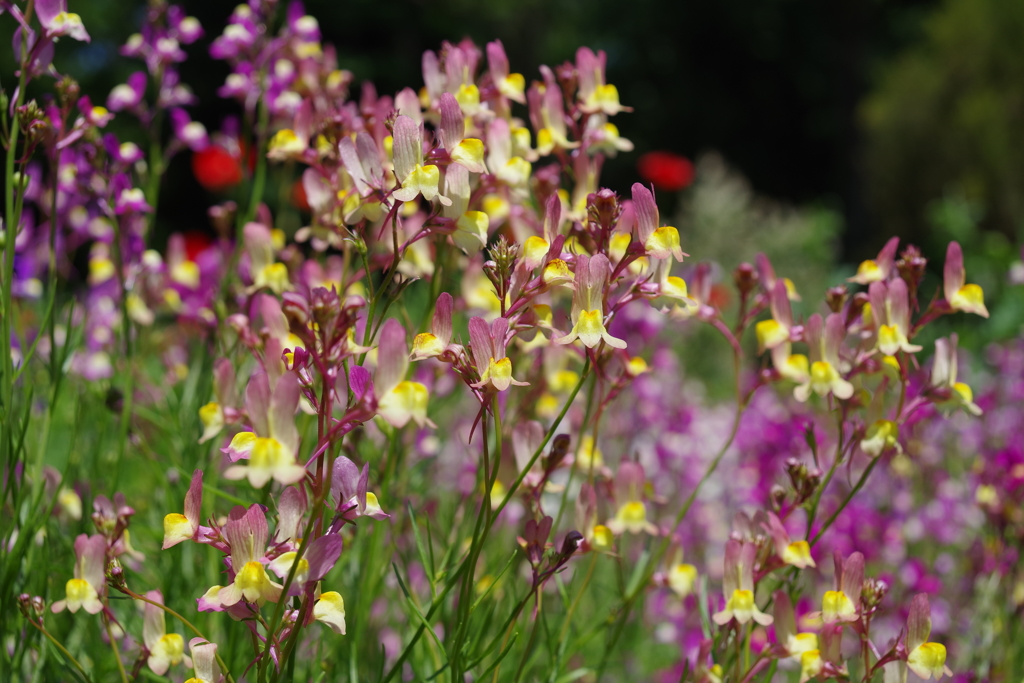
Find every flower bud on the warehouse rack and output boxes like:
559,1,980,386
544,433,571,473
861,577,888,610
282,291,311,330
825,285,848,313
586,188,620,234
17,593,33,619
769,484,787,512
896,245,927,293
107,558,127,589
733,262,758,297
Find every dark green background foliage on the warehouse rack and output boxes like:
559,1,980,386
4,0,1024,341
2,0,939,251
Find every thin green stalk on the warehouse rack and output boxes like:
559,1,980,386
124,589,235,683
24,619,92,683
106,618,129,683
1,47,29,499
811,455,881,546
593,346,746,680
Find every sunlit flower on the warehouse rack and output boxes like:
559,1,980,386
712,540,773,626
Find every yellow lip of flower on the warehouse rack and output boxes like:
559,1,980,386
590,83,624,114
575,309,609,348
454,211,489,252
256,262,291,294
89,257,116,284
779,352,810,383
668,563,698,597
542,259,573,286
227,431,257,457
268,551,311,583
151,632,186,666
756,319,789,352
782,540,816,568
268,129,306,158
65,577,99,612
377,380,429,428
455,83,480,111
163,512,195,547
626,357,649,376
952,381,973,403
482,356,514,391
908,642,948,680
497,73,525,99
809,360,851,398
523,236,550,269
450,138,486,173
536,128,555,155
618,500,647,523
877,323,912,356
660,275,689,300
314,591,347,634
412,332,446,359
591,524,613,549
950,283,988,318
787,632,819,657
235,560,275,604
575,434,603,470
497,157,532,187
644,225,684,261
822,589,857,623
396,163,442,203
799,650,824,683
861,419,898,457
852,259,883,283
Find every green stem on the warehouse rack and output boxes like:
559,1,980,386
106,617,129,683
124,589,235,683
1,41,28,505
811,455,881,546
594,345,747,680
24,619,92,683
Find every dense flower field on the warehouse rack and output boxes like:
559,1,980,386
2,1,1023,682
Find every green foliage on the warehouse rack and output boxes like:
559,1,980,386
863,0,1024,243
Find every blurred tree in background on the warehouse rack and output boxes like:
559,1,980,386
863,0,1024,248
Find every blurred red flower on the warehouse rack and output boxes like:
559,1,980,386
182,230,212,261
637,151,695,192
192,146,242,191
291,178,310,212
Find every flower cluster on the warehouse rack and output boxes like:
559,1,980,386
2,1,1003,682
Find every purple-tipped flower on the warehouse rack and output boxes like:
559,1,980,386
553,254,626,350
794,313,853,402
868,278,921,356
331,456,389,522
631,183,685,261
162,469,213,548
170,108,208,151
849,236,899,284
374,319,431,428
906,594,952,680
943,241,988,318
469,316,528,392
412,293,454,361
222,372,306,488
142,590,190,675
391,115,450,206
37,0,90,42
712,540,773,626
107,71,147,111
201,505,281,609
821,551,863,624
51,534,106,614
